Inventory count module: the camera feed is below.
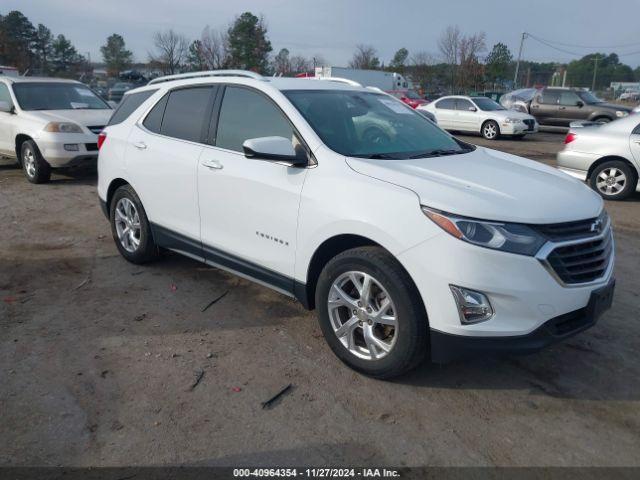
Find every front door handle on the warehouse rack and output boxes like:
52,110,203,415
133,141,147,150
202,159,223,170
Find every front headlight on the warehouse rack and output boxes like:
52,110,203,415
422,207,546,256
43,122,83,133
616,110,629,118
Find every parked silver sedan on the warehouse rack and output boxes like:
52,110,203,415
557,115,640,200
418,95,538,140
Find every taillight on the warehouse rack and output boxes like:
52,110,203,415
564,132,576,144
97,132,107,150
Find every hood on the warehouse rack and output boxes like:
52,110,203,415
346,147,602,224
25,109,112,128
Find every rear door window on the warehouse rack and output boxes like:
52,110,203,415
435,98,455,110
160,87,214,143
0,83,12,105
540,90,560,105
215,86,294,152
559,91,581,106
143,94,169,133
455,99,474,111
108,89,157,126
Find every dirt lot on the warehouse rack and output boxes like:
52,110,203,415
1,132,639,467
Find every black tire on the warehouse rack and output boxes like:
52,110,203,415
109,184,159,263
21,140,51,184
589,160,637,201
315,246,428,379
481,120,500,140
593,117,612,124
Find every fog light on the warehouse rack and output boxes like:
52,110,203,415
64,144,79,151
450,285,494,324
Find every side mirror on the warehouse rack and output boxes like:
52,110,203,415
468,106,477,112
242,136,308,166
576,100,584,108
0,101,14,113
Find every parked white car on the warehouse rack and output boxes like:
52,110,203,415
98,71,614,378
0,76,112,183
419,95,538,140
557,115,640,200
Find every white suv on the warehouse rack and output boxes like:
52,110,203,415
97,70,615,379
0,76,112,183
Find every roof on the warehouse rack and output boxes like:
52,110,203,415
0,76,81,84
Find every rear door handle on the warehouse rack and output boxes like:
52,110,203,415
133,141,147,150
202,159,223,170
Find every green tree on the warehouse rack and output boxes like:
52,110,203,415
389,47,409,72
226,12,272,72
186,40,207,71
0,10,36,72
51,34,84,77
349,44,380,69
485,42,512,84
566,53,634,89
100,34,132,77
33,24,53,75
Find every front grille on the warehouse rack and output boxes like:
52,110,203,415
87,125,104,135
535,217,600,241
546,230,613,284
85,143,98,151
523,119,535,131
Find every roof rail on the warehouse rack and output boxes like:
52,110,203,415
148,70,264,85
315,76,363,87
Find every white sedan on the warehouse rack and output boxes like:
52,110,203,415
418,95,538,140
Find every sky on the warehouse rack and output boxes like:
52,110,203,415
4,0,640,68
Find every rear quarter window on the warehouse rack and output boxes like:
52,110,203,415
107,89,157,126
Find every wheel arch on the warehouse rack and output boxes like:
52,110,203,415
105,178,131,215
587,155,639,183
15,134,34,163
481,118,500,135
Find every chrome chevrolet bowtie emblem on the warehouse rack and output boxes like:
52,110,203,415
590,219,603,234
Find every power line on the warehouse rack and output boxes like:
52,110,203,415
527,33,640,58
521,35,640,50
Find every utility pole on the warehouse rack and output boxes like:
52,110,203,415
591,55,600,91
513,32,527,88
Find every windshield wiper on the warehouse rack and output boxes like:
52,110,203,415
407,149,467,159
352,153,401,159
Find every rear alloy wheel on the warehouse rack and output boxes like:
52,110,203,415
21,140,51,184
590,161,637,200
482,120,499,140
316,246,428,379
109,185,159,263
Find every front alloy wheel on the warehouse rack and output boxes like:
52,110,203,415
328,271,397,360
482,121,499,140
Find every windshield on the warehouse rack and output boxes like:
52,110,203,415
472,97,505,111
13,82,110,111
284,90,469,159
578,90,603,104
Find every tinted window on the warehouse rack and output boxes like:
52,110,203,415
436,98,455,109
160,87,212,142
455,99,474,111
633,123,640,135
559,91,581,106
143,94,168,133
472,98,504,111
108,89,157,126
0,83,12,105
13,82,110,110
216,86,293,152
285,90,469,159
540,90,560,105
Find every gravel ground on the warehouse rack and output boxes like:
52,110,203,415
1,131,639,467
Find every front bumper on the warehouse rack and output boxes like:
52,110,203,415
35,132,99,167
430,278,614,363
501,121,538,135
397,229,615,361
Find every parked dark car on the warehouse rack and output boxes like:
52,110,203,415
108,82,133,103
504,87,632,127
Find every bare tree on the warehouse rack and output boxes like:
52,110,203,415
200,25,228,69
410,51,436,90
149,29,189,74
458,32,487,90
290,55,311,74
437,25,461,92
348,44,380,69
